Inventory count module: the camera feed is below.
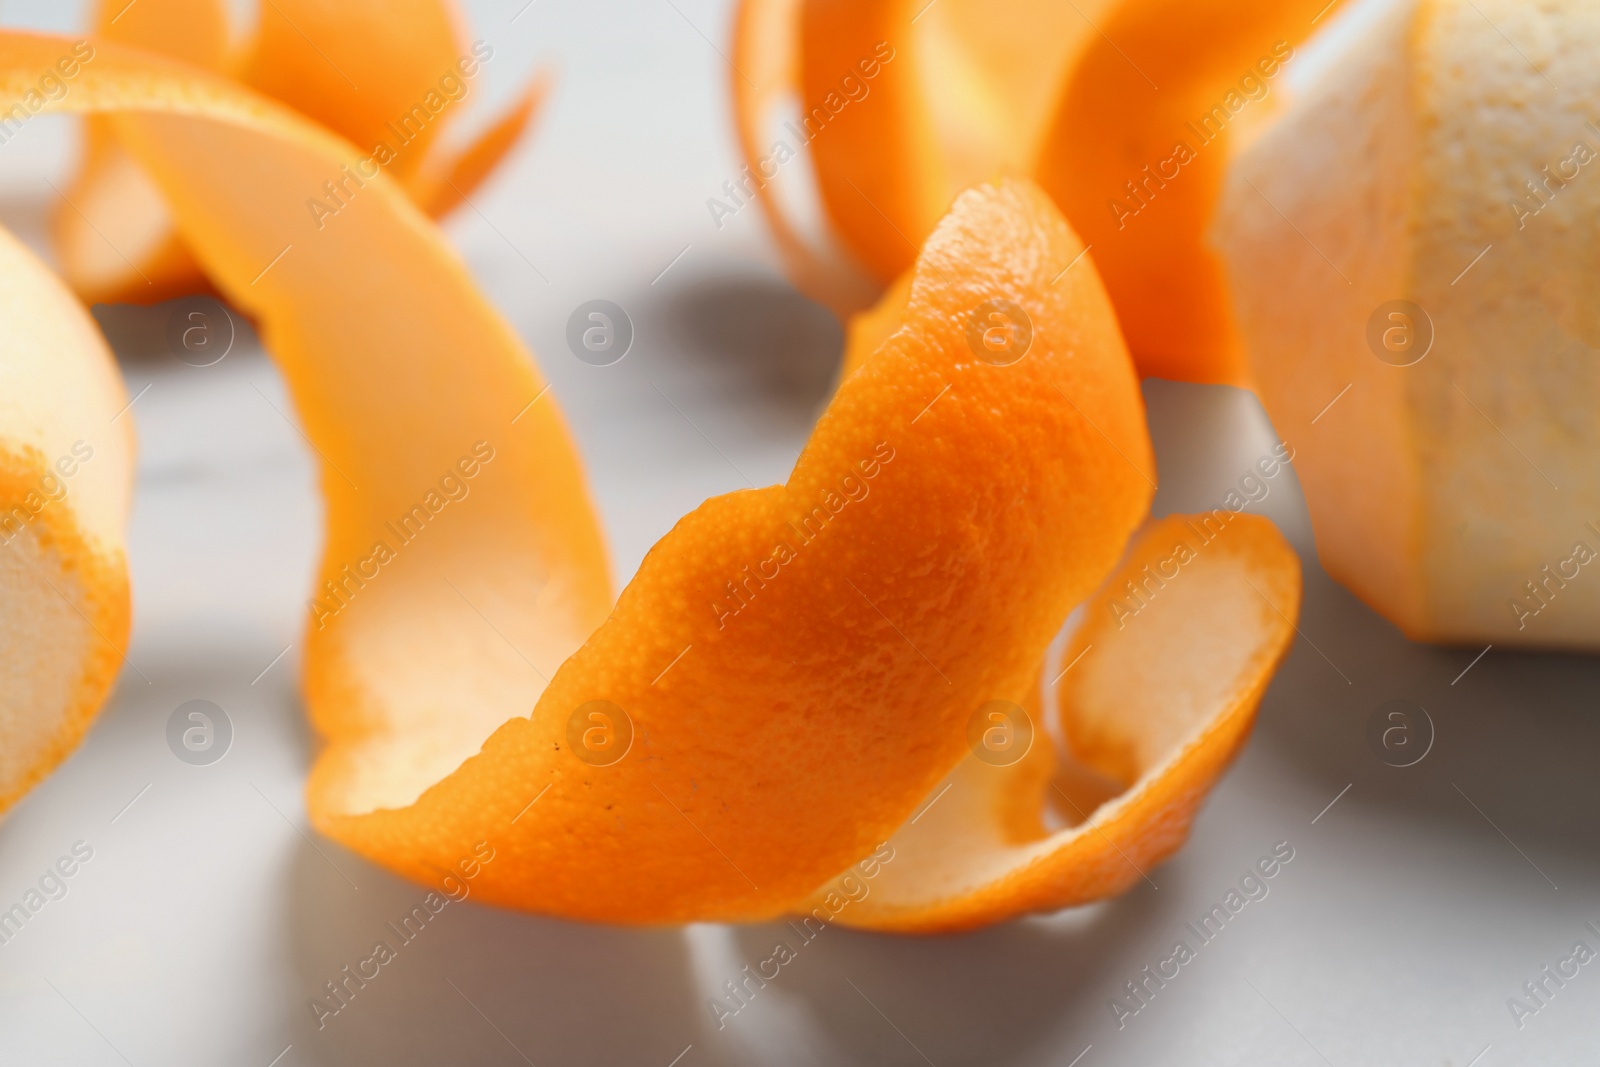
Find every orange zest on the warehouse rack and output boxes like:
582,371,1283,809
0,29,1302,929
53,0,549,304
729,0,878,316
732,0,1104,316
825,513,1300,932
731,0,1340,384
314,172,1161,923
1033,0,1342,385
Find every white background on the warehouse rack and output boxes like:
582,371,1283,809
0,1,1597,1064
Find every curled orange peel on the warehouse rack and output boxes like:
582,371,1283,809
1032,0,1345,386
1,30,1301,928
52,0,230,304
314,171,1157,923
732,0,1104,317
729,0,879,316
794,0,1107,287
3,26,612,828
53,0,549,305
732,0,1340,385
822,513,1300,932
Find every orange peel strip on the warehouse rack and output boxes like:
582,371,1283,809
0,220,133,816
796,0,1109,286
731,0,1105,312
0,27,612,828
736,0,1340,386
729,0,878,316
794,0,945,286
238,0,469,185
53,0,229,304
236,0,549,213
411,68,553,218
313,171,1153,923
54,0,546,304
820,513,1301,933
0,28,1150,919
1031,0,1343,386
2,29,1299,929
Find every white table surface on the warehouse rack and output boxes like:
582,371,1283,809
0,2,1597,1064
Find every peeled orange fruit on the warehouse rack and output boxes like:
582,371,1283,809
1215,0,1600,646
0,220,132,817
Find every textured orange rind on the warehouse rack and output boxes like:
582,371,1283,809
732,0,1341,384
0,30,1300,931
53,0,549,304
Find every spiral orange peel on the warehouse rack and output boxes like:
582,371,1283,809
826,513,1300,932
0,30,1301,928
731,0,1104,317
53,0,548,305
732,0,1340,385
1033,0,1343,386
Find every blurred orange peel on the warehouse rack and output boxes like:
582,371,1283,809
54,0,550,304
732,0,1343,386
0,30,1302,930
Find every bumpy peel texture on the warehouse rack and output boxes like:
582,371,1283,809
734,0,1342,385
54,0,547,304
0,29,1301,929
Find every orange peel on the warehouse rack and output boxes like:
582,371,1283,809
731,0,1340,385
0,29,1302,928
315,171,1163,924
732,0,1108,316
729,0,878,316
821,513,1300,932
53,0,549,304
1033,0,1343,386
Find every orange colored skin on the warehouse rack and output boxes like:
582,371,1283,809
750,0,1339,382
820,513,1301,933
415,71,551,216
53,0,546,305
240,0,467,181
799,0,947,284
732,0,880,316
323,176,1153,923
51,0,229,304
1033,0,1342,386
4,29,1300,929
739,0,1096,315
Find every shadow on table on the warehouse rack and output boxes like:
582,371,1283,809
277,839,708,1067
91,295,262,366
1250,560,1600,870
1143,378,1600,876
722,875,1183,1067
267,377,1600,1067
656,271,842,411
